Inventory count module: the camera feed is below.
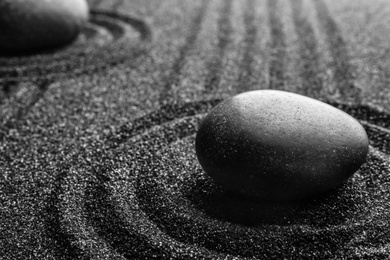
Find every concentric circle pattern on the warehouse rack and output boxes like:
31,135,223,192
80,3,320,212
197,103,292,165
50,100,390,259
0,10,151,83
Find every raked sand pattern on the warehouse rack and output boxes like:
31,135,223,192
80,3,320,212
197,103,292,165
1,0,390,258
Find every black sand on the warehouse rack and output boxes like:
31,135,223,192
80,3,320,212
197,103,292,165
1,0,390,259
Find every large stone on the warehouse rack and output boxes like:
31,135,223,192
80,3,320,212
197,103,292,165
195,90,369,201
0,0,89,55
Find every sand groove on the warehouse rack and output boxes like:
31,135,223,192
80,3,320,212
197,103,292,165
267,0,286,89
203,0,234,93
158,0,209,104
236,0,258,92
290,0,323,96
312,0,361,100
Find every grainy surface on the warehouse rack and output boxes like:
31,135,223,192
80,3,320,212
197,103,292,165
1,0,390,259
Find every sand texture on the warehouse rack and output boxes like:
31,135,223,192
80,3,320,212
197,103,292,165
1,0,390,258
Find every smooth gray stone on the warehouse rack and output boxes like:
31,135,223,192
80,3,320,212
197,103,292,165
196,90,369,201
0,0,89,55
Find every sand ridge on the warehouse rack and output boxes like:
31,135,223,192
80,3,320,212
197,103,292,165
1,0,390,258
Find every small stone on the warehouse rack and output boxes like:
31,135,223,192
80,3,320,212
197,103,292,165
0,0,89,55
196,90,369,201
